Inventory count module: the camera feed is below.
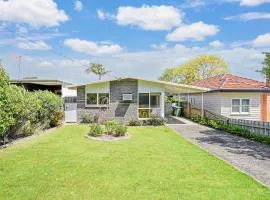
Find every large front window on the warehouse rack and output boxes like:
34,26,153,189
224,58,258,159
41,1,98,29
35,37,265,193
138,93,161,118
86,93,109,106
231,99,250,114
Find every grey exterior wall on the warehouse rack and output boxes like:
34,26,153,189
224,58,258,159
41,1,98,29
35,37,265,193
77,79,138,123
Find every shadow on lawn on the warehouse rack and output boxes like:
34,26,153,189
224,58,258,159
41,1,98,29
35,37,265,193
196,129,270,161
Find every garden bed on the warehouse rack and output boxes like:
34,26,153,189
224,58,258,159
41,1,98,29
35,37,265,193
85,134,130,141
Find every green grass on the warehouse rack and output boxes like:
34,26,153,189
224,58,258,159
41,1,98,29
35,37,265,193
0,125,269,200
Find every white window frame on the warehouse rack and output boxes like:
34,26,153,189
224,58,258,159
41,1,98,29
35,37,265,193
122,93,133,101
231,98,250,115
85,93,110,107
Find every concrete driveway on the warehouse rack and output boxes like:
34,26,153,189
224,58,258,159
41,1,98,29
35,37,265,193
168,117,270,188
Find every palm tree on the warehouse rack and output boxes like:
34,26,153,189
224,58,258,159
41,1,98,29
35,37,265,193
85,63,109,80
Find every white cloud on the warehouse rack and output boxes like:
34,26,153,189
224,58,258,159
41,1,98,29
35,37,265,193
63,38,123,55
238,0,270,6
166,21,219,42
97,9,115,20
253,33,270,47
224,12,270,21
74,0,83,11
181,0,206,8
38,61,54,67
115,5,183,30
0,0,69,27
17,41,51,50
209,40,224,48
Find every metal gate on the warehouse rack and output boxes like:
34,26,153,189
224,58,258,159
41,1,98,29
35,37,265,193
64,97,77,123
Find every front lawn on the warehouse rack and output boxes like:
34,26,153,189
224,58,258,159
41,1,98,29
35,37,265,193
0,125,269,199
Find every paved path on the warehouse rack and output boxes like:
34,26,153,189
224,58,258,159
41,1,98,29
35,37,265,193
168,117,270,188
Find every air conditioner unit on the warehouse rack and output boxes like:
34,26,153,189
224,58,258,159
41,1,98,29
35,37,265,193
122,93,133,101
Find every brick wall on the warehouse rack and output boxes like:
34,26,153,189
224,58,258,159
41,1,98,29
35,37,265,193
76,79,138,123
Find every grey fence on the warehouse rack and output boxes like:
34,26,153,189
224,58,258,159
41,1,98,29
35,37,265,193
183,103,270,137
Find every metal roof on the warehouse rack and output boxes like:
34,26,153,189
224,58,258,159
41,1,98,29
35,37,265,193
67,76,209,93
11,79,74,86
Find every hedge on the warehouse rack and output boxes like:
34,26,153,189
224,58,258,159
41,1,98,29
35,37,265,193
0,67,64,144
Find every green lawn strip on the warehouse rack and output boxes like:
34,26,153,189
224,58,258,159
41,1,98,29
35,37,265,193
0,125,269,200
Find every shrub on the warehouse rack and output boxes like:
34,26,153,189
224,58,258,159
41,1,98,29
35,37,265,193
89,123,104,137
36,91,63,128
128,120,142,126
104,120,119,135
113,124,127,137
81,114,94,124
20,121,38,135
0,67,64,144
147,116,166,126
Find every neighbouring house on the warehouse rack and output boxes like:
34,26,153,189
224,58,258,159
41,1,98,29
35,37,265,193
189,73,270,122
67,77,207,123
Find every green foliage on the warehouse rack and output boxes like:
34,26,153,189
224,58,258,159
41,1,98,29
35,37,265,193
147,116,166,126
0,66,63,143
258,52,270,80
36,91,63,128
159,55,229,84
89,123,104,137
113,123,127,137
128,120,142,126
85,63,109,80
104,120,119,135
0,65,10,87
81,114,94,124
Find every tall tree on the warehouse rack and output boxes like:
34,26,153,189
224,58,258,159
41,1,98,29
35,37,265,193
85,63,109,80
159,55,229,85
0,60,10,87
258,52,270,82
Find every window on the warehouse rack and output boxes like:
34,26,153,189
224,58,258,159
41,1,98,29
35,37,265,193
139,93,149,108
232,99,240,113
99,93,109,105
231,99,250,114
150,93,160,108
241,99,250,113
138,93,161,118
86,93,109,106
87,93,97,105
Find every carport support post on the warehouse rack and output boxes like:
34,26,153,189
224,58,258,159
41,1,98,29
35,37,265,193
201,92,204,118
187,93,190,118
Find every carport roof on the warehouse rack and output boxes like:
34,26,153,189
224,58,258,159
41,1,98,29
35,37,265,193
11,79,73,86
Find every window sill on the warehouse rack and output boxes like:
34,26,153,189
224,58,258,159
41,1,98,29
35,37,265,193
230,113,250,116
85,105,109,108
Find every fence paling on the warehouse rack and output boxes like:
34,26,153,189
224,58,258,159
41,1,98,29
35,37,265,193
183,103,270,137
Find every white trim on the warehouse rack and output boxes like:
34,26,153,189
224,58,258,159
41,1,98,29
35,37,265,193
231,98,250,115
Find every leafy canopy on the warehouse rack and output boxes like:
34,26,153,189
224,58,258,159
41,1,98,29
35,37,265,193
258,52,270,80
159,55,229,85
85,63,109,80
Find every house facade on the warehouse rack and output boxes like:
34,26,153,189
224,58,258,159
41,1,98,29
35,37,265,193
189,74,270,122
68,77,206,123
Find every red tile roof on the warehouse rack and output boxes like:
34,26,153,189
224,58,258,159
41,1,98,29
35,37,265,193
193,73,269,90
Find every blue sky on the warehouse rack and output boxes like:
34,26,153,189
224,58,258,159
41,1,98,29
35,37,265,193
0,0,270,83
